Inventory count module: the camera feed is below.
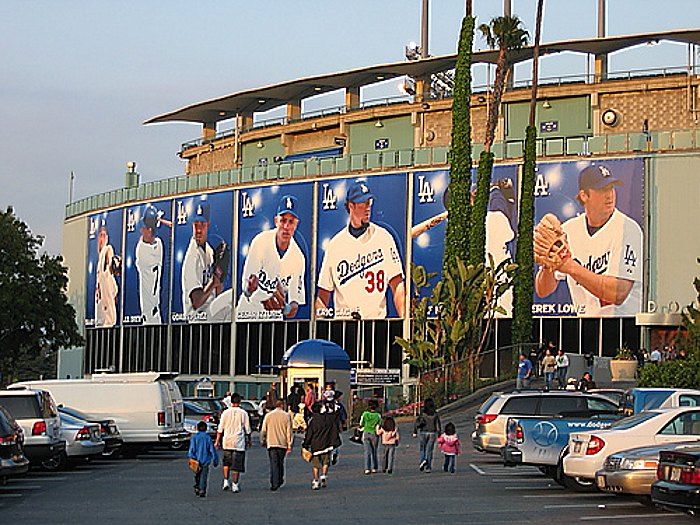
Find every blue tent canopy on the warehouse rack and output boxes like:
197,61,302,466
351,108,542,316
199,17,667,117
281,339,351,371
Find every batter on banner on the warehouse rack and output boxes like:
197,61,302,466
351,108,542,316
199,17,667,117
181,202,232,322
236,195,306,321
95,219,120,328
316,179,405,319
135,204,166,325
534,164,643,316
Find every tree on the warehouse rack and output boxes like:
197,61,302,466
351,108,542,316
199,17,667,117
0,208,83,385
513,0,544,347
444,13,475,270
472,16,529,268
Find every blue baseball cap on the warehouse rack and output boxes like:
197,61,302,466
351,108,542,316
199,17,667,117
140,204,158,229
190,202,210,223
578,165,622,191
346,179,374,204
276,194,299,219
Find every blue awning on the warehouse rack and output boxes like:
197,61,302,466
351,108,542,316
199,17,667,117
281,339,351,370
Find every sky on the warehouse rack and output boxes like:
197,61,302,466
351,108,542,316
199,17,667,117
1,0,699,255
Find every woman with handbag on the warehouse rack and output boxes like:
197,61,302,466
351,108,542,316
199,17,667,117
413,397,441,473
301,401,340,490
359,399,381,474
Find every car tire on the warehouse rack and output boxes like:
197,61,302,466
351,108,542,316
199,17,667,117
170,440,187,451
41,452,67,472
556,460,596,492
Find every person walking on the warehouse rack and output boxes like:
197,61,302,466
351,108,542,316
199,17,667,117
555,349,570,389
359,399,382,474
187,421,219,497
516,353,533,390
331,390,347,466
286,385,301,414
304,383,316,422
215,393,251,493
302,402,340,490
376,416,400,474
542,349,556,391
413,397,441,473
437,422,461,474
260,399,294,491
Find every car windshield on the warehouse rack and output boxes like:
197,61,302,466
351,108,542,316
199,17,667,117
608,411,661,430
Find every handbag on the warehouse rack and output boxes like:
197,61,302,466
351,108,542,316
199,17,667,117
349,427,363,445
187,458,201,473
301,447,313,462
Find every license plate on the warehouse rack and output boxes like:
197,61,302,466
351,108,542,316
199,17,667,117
670,467,682,482
596,474,606,489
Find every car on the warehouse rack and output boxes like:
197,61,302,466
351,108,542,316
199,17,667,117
183,397,225,424
0,389,66,466
58,406,123,457
241,400,263,430
595,441,700,500
472,390,620,454
0,405,30,480
171,402,218,450
564,406,700,486
42,412,105,471
588,389,626,406
651,445,700,514
618,388,700,416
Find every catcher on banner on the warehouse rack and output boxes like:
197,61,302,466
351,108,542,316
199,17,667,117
533,213,571,271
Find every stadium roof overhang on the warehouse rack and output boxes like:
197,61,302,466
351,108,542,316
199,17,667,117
145,28,700,126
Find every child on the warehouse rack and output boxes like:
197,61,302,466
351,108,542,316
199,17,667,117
437,422,460,474
188,421,219,497
376,416,400,474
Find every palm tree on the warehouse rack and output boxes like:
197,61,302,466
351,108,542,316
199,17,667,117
470,16,528,268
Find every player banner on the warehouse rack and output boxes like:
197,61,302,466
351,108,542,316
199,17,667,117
122,200,173,326
171,192,233,324
411,165,519,316
532,159,644,317
85,209,123,328
236,183,313,322
316,174,407,320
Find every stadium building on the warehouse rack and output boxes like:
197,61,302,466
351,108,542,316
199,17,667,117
60,27,700,398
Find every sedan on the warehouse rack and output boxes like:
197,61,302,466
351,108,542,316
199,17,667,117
58,406,123,457
170,401,217,450
41,413,105,471
0,405,29,479
652,445,700,514
564,407,700,484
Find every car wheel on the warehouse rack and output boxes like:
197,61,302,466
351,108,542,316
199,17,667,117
170,440,187,451
41,452,67,472
556,460,596,492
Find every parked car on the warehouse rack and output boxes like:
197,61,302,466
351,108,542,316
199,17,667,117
0,405,30,480
58,406,123,457
183,397,225,424
619,388,700,416
472,391,620,454
595,441,700,500
651,445,700,514
564,406,700,487
175,402,218,450
241,400,263,430
588,389,626,406
0,389,66,466
42,412,105,471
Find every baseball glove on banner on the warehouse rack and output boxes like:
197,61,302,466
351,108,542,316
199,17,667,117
533,213,571,271
213,241,230,281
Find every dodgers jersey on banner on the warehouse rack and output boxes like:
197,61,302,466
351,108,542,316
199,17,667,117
559,209,642,316
318,223,403,319
236,229,306,320
182,237,215,321
135,237,163,324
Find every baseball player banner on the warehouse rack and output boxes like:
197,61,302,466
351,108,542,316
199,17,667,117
316,174,407,320
236,183,313,322
532,159,644,317
171,192,233,324
122,200,173,326
85,209,124,328
411,165,519,315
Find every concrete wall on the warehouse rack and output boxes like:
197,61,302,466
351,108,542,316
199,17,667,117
241,136,285,167
347,115,413,155
505,96,591,140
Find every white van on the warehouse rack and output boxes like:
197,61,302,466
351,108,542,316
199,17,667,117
10,372,188,451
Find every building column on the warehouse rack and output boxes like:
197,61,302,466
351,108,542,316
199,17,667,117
203,121,216,140
286,98,301,123
345,86,360,111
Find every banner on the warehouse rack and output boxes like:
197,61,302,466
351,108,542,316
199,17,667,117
532,159,644,317
236,183,313,321
171,192,233,323
316,174,407,320
122,200,173,325
86,210,123,328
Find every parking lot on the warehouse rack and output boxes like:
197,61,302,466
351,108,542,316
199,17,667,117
1,405,696,525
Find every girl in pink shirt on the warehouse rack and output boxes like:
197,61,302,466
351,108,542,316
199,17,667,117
437,422,460,474
376,416,400,474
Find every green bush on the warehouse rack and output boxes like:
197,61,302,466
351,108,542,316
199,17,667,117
637,355,700,388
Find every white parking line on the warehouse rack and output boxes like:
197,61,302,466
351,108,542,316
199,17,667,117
544,503,641,509
0,494,24,499
523,493,613,498
491,478,551,483
580,513,682,520
23,476,67,481
469,463,486,475
505,485,564,490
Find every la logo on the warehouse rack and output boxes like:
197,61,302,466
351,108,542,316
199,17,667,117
241,192,255,217
417,175,435,203
322,183,337,210
126,209,137,232
176,201,188,225
534,171,550,197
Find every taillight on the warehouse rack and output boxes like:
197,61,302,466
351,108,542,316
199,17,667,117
657,465,664,479
476,414,497,425
679,469,700,485
100,424,109,436
157,412,166,426
0,434,16,446
32,421,47,436
76,427,91,441
515,424,524,443
586,435,606,455
203,414,213,422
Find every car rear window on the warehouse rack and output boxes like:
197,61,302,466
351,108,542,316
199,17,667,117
500,396,539,415
0,411,14,435
0,396,41,419
478,395,500,414
609,411,660,430
539,396,587,416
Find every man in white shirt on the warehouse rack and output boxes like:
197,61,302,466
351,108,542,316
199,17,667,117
215,393,251,493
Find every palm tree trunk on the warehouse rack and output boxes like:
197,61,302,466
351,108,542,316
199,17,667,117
528,0,544,126
484,47,508,151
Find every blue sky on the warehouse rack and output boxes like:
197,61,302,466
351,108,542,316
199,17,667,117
1,0,698,254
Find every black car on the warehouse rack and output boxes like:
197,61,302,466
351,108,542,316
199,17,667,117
0,405,30,479
651,446,700,514
58,406,123,457
183,397,225,424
